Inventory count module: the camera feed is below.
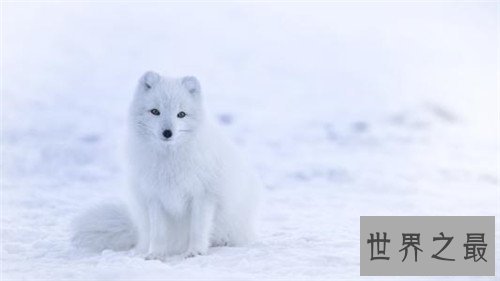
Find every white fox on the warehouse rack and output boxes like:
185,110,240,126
72,72,262,260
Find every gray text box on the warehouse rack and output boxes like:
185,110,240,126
360,216,495,276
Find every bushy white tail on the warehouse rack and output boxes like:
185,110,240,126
71,203,137,252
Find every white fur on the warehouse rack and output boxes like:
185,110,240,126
72,72,262,260
71,203,137,252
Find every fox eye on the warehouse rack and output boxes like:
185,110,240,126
150,109,160,115
177,111,186,118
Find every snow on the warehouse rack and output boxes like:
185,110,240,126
2,2,498,280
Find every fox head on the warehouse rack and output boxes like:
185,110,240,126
129,71,204,146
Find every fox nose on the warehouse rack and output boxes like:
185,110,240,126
162,129,173,139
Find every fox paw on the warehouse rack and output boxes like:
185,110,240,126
183,249,206,259
211,239,229,247
145,252,166,262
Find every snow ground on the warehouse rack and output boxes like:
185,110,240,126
1,2,499,280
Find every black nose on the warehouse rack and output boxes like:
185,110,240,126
162,130,173,139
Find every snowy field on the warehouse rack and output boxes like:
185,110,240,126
2,2,499,280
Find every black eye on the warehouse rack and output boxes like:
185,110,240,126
177,111,186,118
150,109,160,115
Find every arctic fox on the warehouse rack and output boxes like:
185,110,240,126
72,72,262,260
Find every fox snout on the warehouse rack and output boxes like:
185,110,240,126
162,129,173,139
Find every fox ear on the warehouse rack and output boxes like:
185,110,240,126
181,76,201,95
139,71,160,90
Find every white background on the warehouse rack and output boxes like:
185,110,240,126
2,1,499,280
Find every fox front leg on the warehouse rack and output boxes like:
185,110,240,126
184,197,215,258
145,202,169,261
